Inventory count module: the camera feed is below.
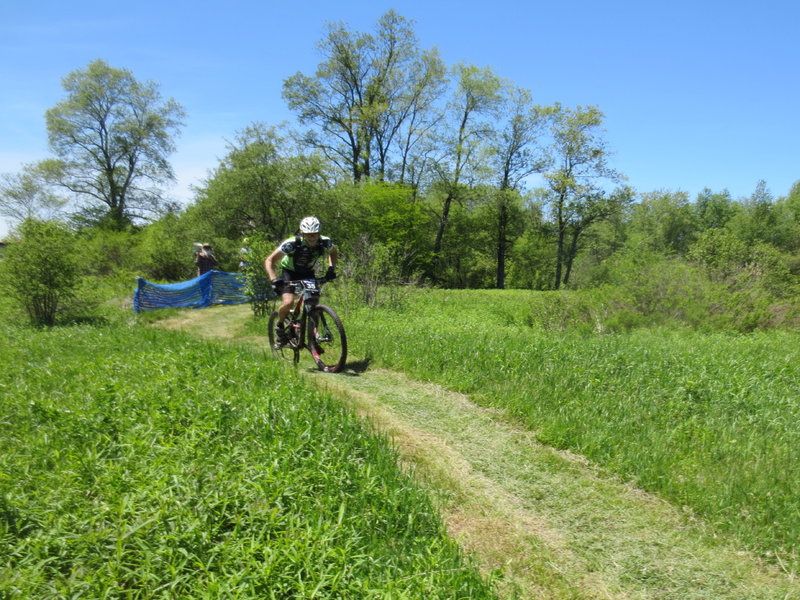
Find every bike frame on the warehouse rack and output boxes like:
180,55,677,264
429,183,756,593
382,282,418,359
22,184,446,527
270,277,347,372
285,279,323,350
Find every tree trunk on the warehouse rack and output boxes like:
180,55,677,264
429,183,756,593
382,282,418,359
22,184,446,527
495,200,508,289
562,227,581,287
430,191,454,279
554,197,566,290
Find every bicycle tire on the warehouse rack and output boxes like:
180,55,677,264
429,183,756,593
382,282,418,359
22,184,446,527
307,304,347,373
268,310,300,364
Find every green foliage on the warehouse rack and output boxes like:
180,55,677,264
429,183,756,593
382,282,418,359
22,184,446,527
541,104,629,288
345,289,800,569
338,237,419,309
75,226,144,279
45,59,185,230
10,49,799,301
693,188,738,230
426,186,532,289
282,11,446,183
358,182,431,249
628,190,698,255
6,36,800,301
436,204,496,288
137,212,195,281
0,162,67,223
187,123,328,242
740,242,797,297
0,322,494,599
326,181,433,279
598,246,726,330
687,230,799,329
725,180,778,247
505,200,554,289
479,188,529,288
238,233,275,317
688,228,749,277
778,182,800,250
0,219,80,326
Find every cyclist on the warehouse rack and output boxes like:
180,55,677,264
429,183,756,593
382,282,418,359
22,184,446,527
265,216,338,345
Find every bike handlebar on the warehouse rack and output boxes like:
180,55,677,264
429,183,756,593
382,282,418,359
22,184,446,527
284,278,329,293
286,277,329,285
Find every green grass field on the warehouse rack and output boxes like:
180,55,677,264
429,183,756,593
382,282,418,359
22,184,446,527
0,322,494,599
4,284,799,596
339,288,800,570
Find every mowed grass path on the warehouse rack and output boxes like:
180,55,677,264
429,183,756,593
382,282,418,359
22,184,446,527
162,303,800,599
342,290,800,568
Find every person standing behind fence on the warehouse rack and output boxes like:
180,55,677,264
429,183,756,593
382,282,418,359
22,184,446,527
239,239,251,271
195,243,218,277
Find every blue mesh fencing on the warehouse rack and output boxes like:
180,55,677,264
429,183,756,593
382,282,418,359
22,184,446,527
133,270,249,312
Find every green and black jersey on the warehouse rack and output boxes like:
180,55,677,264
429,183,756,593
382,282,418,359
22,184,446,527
278,236,334,277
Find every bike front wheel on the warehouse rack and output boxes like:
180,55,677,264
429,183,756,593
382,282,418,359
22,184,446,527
307,304,347,373
268,310,300,364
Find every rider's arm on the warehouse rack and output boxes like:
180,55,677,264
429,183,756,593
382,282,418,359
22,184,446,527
265,248,285,280
328,246,337,268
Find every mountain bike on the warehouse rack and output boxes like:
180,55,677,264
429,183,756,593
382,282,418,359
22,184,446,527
267,278,348,373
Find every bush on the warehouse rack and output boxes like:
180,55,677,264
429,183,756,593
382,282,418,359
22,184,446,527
137,213,196,281
0,219,80,326
340,235,419,309
239,234,275,317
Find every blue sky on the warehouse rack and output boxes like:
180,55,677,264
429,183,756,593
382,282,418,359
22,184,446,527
1,0,798,238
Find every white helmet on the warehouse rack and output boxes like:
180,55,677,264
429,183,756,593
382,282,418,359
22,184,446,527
299,216,321,233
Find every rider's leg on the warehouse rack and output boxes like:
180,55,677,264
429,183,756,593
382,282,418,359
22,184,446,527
274,291,294,345
277,292,294,322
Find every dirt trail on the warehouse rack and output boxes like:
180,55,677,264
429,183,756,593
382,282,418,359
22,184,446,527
156,304,799,599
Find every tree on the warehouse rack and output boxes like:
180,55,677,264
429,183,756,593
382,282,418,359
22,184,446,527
629,190,698,255
773,181,800,252
391,51,447,188
782,181,800,223
726,179,778,247
493,88,549,192
428,64,504,278
688,227,749,279
44,59,185,230
693,188,737,230
489,87,549,288
188,123,328,242
0,219,79,326
468,186,528,289
328,181,433,301
337,180,431,268
542,105,627,288
369,18,447,182
506,196,553,290
283,11,445,184
138,212,195,281
0,162,67,224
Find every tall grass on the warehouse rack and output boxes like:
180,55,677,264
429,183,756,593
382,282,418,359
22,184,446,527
344,289,800,569
0,322,494,599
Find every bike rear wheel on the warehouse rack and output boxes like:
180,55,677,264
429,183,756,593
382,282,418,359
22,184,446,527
308,304,347,373
268,310,300,364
